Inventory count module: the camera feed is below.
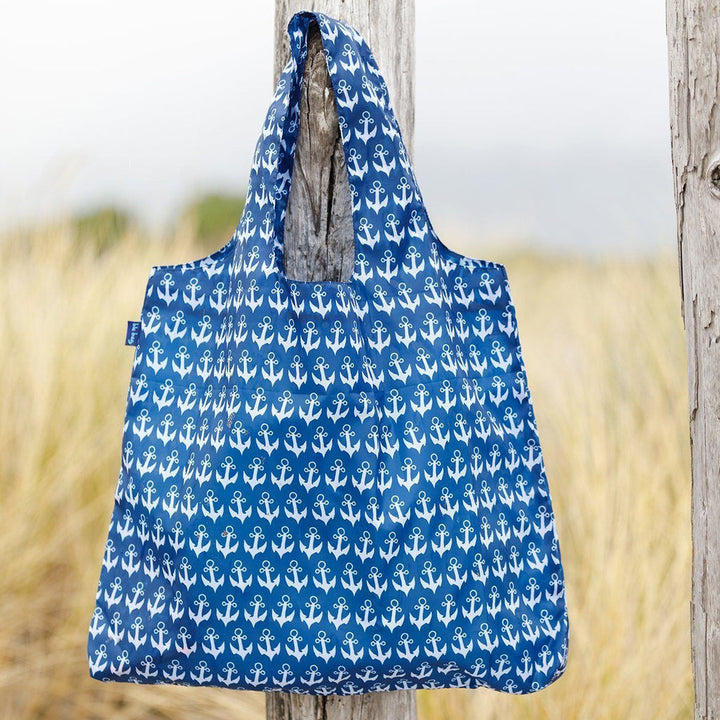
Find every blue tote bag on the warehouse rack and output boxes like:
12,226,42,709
88,10,568,695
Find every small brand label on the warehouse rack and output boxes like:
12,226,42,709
125,321,141,346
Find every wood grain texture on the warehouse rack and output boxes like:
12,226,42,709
268,1,417,717
666,0,720,717
266,688,417,720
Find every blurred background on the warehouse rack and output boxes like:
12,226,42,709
0,0,690,718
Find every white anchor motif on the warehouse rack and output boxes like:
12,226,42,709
88,9,568,697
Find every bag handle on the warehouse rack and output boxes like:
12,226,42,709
239,11,433,283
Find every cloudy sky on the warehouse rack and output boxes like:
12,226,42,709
1,0,674,255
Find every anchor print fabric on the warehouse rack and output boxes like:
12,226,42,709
88,10,569,695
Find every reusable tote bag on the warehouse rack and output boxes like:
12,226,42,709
88,10,569,695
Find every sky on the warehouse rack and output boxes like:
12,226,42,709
0,0,674,255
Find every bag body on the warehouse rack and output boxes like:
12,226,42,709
88,10,568,695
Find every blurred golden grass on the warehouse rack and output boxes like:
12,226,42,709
0,225,691,719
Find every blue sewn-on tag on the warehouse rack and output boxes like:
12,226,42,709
125,321,141,346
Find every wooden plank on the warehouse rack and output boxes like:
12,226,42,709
666,0,720,717
267,1,417,718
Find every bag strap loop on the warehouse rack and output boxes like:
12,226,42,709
237,11,433,284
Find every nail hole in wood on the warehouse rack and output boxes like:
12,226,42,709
710,163,720,197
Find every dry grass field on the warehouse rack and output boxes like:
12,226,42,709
0,224,691,719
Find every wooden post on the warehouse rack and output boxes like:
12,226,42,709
667,1,720,717
267,1,417,718
273,0,415,282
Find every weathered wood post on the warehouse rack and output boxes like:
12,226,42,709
667,1,720,717
267,1,417,718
